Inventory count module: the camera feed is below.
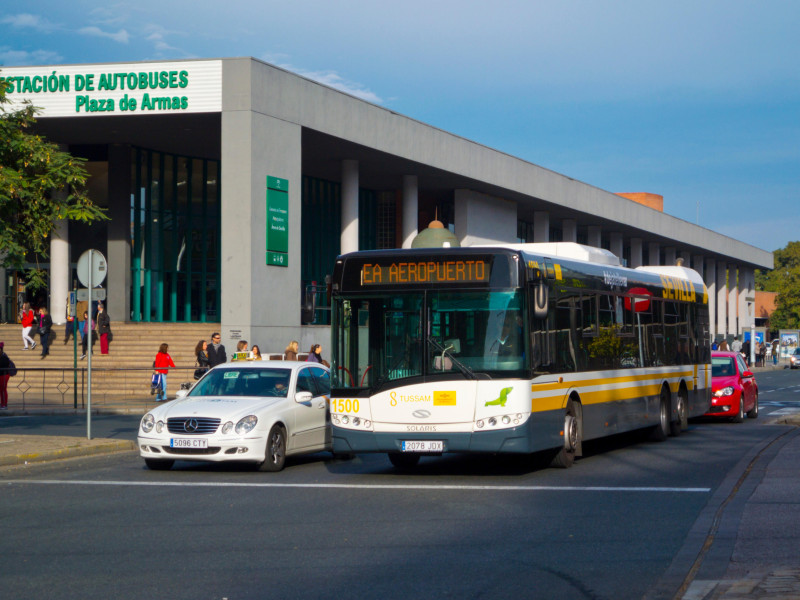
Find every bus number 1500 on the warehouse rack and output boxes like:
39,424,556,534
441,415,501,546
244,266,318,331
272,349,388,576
331,398,360,413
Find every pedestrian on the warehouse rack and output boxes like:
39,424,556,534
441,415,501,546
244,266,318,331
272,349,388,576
758,342,766,367
97,303,111,354
64,297,76,344
731,336,742,353
0,341,13,410
76,298,88,345
153,343,176,402
80,311,95,359
284,340,299,361
306,343,323,363
194,339,210,379
37,307,52,358
207,332,227,367
20,302,36,350
251,344,263,360
772,339,780,365
711,339,718,351
718,339,728,351
742,339,751,366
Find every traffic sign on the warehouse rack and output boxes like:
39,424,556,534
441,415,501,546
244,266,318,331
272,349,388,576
77,249,108,287
77,288,107,301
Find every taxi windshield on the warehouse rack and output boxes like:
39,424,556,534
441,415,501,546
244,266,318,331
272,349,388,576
190,368,291,397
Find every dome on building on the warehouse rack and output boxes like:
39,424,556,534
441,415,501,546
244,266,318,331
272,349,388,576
410,219,460,248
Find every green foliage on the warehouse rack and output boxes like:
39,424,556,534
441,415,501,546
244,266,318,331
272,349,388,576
764,242,800,330
0,73,108,292
588,326,622,360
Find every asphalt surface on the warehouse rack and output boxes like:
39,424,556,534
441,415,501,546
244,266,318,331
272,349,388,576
2,363,799,599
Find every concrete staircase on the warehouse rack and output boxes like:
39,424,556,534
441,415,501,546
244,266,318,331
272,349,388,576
0,322,215,400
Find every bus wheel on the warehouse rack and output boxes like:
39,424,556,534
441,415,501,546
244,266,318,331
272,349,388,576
650,388,670,442
388,453,420,470
671,388,688,436
550,401,580,469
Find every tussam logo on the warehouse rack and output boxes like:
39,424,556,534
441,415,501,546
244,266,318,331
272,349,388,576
412,410,432,419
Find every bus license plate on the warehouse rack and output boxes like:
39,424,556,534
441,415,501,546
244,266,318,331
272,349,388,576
170,438,208,449
401,441,443,453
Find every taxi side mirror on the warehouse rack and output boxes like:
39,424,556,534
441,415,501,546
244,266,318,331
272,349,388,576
295,391,313,404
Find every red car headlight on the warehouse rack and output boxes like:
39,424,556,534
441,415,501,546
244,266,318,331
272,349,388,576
714,386,735,397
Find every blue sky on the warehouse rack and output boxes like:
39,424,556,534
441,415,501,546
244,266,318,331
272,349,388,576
2,0,797,252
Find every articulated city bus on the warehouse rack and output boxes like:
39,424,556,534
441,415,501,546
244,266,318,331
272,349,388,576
329,242,711,469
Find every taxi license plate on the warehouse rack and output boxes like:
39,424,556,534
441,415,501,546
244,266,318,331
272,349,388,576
401,440,443,453
170,438,208,449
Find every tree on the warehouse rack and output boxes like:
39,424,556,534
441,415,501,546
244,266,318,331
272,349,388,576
0,73,107,293
757,241,800,330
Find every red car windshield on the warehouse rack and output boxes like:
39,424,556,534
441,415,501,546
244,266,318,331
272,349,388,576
712,357,736,378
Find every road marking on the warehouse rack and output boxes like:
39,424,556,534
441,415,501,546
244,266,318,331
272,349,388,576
1,480,710,492
769,408,800,415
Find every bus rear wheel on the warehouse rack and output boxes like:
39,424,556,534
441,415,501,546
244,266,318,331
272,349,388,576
549,400,580,469
651,388,671,442
671,388,688,436
388,453,420,470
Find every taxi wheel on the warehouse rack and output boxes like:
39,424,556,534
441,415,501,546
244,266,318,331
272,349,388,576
259,424,287,472
388,453,420,470
747,395,759,420
732,399,745,423
144,458,174,471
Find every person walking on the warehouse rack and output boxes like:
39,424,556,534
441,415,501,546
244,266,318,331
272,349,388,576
37,307,52,358
80,311,95,359
76,299,88,347
773,338,780,365
0,342,13,410
207,332,227,367
305,343,324,364
97,303,111,354
153,343,176,402
284,340,299,361
63,297,76,345
20,302,36,350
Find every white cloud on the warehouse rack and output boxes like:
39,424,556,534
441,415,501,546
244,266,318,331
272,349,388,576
0,13,56,31
0,47,63,66
78,26,130,44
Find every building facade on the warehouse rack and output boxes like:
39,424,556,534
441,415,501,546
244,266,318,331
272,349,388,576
0,58,773,351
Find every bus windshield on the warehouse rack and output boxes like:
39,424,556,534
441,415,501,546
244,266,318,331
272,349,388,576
332,290,525,390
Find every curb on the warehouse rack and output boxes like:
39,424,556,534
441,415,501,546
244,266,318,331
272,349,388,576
0,439,138,467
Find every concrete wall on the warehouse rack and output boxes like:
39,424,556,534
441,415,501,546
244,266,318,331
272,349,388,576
454,190,517,246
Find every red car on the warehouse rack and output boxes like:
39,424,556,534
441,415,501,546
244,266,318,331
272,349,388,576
706,351,759,422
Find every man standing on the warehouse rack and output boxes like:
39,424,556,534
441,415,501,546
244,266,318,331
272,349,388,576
731,336,743,354
207,332,227,367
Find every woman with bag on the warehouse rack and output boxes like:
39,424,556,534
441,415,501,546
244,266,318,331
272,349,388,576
97,303,111,354
0,341,14,410
37,307,52,358
153,343,176,402
194,339,210,380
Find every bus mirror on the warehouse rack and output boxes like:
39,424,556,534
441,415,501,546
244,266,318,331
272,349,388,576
533,281,548,319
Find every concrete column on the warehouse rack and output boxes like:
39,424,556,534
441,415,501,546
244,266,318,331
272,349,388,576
401,175,418,249
609,232,623,262
630,238,643,268
587,225,601,248
108,144,131,322
562,219,577,242
739,267,755,334
533,211,549,242
716,261,728,339
648,242,661,265
693,255,705,279
50,217,70,323
705,258,716,339
341,159,359,255
728,265,738,337
664,246,677,266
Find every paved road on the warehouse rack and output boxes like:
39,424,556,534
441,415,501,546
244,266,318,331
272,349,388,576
1,369,798,600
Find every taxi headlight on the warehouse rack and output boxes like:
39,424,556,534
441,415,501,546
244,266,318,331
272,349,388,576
221,421,234,434
235,415,258,434
141,414,155,433
156,421,164,433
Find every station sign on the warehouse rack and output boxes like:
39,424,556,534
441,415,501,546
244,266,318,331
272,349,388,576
266,176,289,267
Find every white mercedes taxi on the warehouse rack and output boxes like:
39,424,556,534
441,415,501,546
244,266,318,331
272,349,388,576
137,360,334,471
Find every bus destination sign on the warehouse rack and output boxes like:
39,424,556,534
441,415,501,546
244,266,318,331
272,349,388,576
361,259,490,285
